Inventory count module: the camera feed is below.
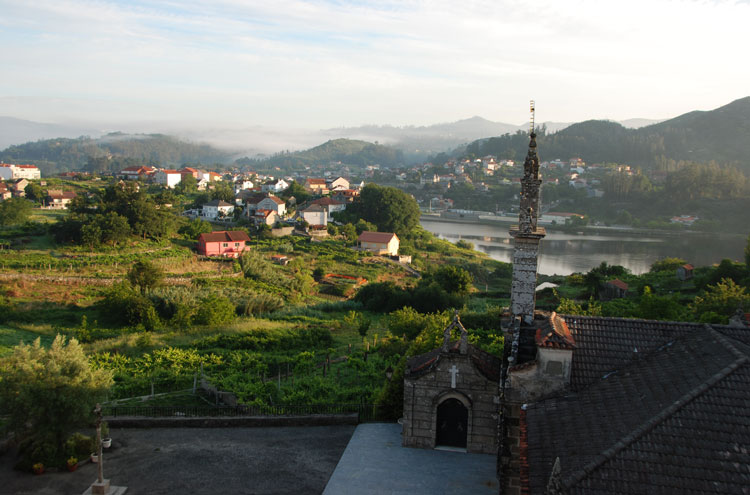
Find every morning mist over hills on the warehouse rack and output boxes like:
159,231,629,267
0,112,663,160
1,97,748,176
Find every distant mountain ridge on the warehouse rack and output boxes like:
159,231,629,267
238,138,405,170
462,97,750,172
0,133,232,176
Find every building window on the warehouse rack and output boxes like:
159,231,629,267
223,243,228,247
234,243,240,247
546,361,563,376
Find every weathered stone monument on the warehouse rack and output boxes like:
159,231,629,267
509,100,546,329
401,313,501,454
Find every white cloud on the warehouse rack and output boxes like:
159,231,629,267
0,0,747,128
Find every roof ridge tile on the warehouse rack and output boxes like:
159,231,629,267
563,330,748,490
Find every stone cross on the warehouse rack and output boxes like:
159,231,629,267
450,365,459,389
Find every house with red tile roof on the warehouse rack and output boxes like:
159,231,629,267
0,163,41,180
243,193,286,217
119,166,156,180
45,190,77,209
357,231,399,256
304,178,328,195
197,231,251,257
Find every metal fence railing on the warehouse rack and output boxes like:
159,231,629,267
103,403,390,423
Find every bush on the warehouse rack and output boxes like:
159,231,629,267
194,295,236,326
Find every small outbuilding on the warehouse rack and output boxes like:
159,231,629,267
677,263,694,281
402,314,501,454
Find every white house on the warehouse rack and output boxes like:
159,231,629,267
299,204,327,227
234,179,254,194
357,231,400,256
154,169,182,188
261,179,289,193
0,163,41,180
202,199,235,220
327,177,350,192
310,197,346,222
199,171,222,183
540,212,585,224
244,194,286,217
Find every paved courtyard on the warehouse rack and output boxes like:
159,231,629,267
0,425,355,495
324,423,498,495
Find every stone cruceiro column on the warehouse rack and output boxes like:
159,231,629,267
509,101,546,326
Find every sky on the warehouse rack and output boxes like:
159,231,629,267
1,0,748,130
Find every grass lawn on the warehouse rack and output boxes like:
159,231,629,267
0,325,55,356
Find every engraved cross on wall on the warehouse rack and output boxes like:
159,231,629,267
450,365,459,388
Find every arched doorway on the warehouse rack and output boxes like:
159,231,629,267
436,398,468,448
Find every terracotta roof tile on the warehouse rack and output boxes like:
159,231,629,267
198,231,251,243
357,231,398,243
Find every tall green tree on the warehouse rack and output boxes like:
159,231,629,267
127,260,164,294
0,197,33,226
345,184,420,236
0,336,113,466
24,182,47,204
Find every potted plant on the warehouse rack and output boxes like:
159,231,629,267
101,421,112,449
90,453,99,463
32,462,44,475
67,456,78,472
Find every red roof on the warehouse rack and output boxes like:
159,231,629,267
311,197,344,206
607,279,629,290
357,231,398,244
682,264,694,270
198,231,251,243
306,178,326,185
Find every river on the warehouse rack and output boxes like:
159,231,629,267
420,218,747,275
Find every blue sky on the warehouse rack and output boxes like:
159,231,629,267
1,0,748,130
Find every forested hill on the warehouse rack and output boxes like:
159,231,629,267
0,133,232,176
237,138,405,171
462,97,750,171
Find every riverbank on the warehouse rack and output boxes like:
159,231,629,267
420,216,747,275
420,213,744,238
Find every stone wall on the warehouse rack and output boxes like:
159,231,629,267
510,236,541,323
501,402,523,495
402,352,499,454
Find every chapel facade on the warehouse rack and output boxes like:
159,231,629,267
401,314,501,454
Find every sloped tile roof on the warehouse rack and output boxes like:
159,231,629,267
563,317,704,390
357,231,398,244
198,231,251,243
525,319,750,494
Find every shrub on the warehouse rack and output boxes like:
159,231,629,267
194,295,236,326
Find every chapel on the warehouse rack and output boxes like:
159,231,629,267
401,313,501,454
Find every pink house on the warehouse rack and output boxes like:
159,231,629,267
197,231,251,258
